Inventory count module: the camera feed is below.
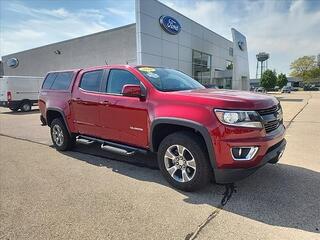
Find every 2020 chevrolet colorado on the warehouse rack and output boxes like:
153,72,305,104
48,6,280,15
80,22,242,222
39,65,286,191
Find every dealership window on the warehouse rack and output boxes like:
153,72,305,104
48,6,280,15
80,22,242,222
212,78,232,89
192,50,212,84
80,70,103,92
229,47,233,57
106,69,139,94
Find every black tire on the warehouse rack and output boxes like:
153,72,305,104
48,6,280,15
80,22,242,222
9,107,19,112
268,156,280,164
157,131,211,192
20,101,32,112
50,118,75,151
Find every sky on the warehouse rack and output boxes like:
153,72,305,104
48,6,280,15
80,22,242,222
0,0,320,78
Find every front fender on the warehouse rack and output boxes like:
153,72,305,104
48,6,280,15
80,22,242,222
150,117,217,169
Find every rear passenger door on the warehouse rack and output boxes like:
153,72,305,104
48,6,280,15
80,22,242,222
99,69,149,148
71,70,105,137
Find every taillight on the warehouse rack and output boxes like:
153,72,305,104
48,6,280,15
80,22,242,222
7,91,12,101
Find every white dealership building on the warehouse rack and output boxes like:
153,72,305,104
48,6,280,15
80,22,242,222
1,0,250,90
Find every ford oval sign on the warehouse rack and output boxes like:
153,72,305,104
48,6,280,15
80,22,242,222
159,15,181,35
238,41,245,51
7,58,19,68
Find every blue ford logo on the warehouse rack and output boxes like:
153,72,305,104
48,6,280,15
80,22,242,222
238,41,245,51
159,15,181,35
7,58,19,68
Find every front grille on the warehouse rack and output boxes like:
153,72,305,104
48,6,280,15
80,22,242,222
257,104,279,115
257,104,283,133
264,120,280,133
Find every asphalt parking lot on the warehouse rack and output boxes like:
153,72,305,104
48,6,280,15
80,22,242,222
0,91,319,240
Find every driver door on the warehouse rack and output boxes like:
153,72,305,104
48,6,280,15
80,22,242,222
99,68,149,148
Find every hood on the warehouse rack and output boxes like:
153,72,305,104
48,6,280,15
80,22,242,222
169,88,279,110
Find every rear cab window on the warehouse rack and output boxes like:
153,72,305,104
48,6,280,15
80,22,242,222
42,71,74,90
42,73,57,89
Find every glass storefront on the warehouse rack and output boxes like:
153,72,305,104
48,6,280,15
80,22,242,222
192,50,212,85
212,78,232,89
192,49,233,89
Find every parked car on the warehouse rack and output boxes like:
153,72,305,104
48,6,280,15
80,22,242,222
255,87,266,93
39,65,286,191
304,85,319,91
0,76,43,111
203,84,219,89
281,86,291,93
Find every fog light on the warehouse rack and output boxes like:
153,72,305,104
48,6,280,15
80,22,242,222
231,147,258,161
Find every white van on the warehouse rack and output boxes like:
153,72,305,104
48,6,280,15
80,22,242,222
0,76,43,112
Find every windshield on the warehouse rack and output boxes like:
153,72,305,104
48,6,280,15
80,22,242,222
136,67,205,92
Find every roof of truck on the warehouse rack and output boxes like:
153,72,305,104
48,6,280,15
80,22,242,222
44,65,167,75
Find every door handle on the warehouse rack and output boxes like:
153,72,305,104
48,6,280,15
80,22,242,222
100,100,110,106
74,98,82,103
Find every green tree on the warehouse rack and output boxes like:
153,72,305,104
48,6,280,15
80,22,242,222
290,56,317,82
261,69,277,90
277,73,288,88
305,67,320,82
226,62,233,70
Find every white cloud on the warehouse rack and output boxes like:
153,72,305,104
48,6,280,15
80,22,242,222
1,0,319,77
0,2,112,56
106,7,131,18
161,0,320,77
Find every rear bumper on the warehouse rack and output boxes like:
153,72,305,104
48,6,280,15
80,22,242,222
214,138,286,183
0,100,20,109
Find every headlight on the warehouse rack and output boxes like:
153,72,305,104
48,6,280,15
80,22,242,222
214,109,263,128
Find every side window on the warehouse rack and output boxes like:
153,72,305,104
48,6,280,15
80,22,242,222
50,72,74,90
42,73,57,89
106,69,140,94
79,70,103,92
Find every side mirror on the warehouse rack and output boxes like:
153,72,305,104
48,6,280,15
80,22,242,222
122,84,142,97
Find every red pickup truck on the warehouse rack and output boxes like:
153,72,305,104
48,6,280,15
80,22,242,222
39,65,286,191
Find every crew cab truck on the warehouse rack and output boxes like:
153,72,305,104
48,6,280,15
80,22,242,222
39,65,286,191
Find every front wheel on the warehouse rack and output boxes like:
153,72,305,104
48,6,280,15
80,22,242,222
157,131,211,192
50,118,75,151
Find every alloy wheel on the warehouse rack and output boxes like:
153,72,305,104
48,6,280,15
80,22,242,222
22,103,31,112
52,124,64,147
164,144,196,183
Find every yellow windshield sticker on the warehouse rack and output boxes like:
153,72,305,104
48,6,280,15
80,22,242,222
139,67,156,72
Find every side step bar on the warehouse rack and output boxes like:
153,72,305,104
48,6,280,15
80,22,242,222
76,137,94,145
101,144,135,156
76,135,148,156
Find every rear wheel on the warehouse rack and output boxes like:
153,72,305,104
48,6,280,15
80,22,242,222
20,101,32,112
157,131,211,192
50,118,75,151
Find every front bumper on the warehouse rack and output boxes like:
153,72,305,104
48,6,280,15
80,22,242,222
214,138,286,183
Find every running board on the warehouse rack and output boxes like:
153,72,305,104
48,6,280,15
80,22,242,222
76,137,94,145
76,135,148,156
101,144,135,156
